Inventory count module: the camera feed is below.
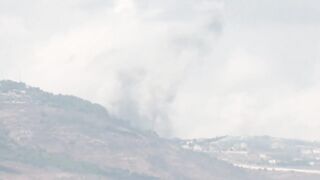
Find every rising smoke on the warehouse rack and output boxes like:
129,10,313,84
1,0,320,140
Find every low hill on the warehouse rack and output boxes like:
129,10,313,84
0,80,252,179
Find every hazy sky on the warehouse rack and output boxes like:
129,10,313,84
1,0,320,140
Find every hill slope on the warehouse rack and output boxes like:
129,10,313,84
0,80,253,180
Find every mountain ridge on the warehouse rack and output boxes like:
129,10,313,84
2,80,320,179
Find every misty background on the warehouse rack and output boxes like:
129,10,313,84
1,0,320,140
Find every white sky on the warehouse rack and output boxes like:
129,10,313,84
1,0,320,140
